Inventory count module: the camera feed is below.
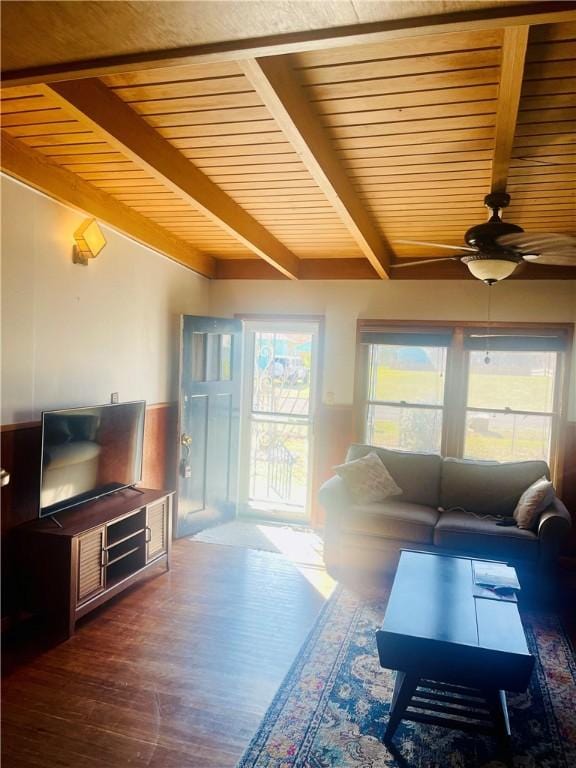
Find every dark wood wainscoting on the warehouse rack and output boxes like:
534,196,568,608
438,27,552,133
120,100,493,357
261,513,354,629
141,403,177,491
1,403,177,623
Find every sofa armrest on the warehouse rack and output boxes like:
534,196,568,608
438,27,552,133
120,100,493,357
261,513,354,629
318,476,352,542
318,475,351,516
538,496,572,562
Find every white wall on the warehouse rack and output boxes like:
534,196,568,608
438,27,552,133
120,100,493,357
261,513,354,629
210,279,576,417
3,173,575,425
1,176,210,424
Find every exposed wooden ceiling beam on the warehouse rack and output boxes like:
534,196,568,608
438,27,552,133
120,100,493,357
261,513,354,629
215,258,380,280
2,4,575,87
215,257,576,281
242,56,391,279
491,25,530,193
0,133,215,277
44,79,300,279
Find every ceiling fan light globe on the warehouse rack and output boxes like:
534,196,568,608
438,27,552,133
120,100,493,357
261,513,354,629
465,259,519,283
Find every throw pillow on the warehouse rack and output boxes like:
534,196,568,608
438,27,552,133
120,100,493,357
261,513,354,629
513,476,555,530
334,451,402,504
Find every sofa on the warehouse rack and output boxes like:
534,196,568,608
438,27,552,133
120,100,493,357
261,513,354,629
319,444,572,589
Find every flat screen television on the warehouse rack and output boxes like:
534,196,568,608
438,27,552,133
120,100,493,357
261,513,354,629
40,401,146,518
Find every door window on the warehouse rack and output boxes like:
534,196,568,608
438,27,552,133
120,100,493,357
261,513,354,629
240,322,319,522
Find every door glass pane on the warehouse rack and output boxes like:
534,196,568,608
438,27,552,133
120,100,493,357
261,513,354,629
249,421,309,508
467,350,557,412
369,345,447,404
205,334,220,381
220,334,232,381
252,331,312,416
367,404,443,453
191,333,206,382
463,411,552,462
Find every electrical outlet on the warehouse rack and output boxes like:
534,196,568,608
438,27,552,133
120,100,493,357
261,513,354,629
111,392,119,404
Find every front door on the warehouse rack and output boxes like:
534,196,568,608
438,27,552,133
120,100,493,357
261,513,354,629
239,320,320,523
175,316,242,538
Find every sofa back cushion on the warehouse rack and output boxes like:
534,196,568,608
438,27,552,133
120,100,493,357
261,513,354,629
345,444,441,507
440,458,550,517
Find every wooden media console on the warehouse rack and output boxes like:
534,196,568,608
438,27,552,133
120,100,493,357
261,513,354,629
16,488,173,639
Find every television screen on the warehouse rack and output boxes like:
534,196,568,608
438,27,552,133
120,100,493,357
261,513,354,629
40,401,146,517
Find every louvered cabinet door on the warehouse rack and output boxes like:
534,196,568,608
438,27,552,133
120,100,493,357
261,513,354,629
146,499,168,562
77,527,105,604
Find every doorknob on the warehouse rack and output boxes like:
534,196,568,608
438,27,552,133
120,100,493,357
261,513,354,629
180,434,193,479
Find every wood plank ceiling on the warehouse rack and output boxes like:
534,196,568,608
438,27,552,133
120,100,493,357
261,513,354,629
1,3,575,280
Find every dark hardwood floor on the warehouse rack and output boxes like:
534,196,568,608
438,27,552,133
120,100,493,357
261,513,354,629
2,540,331,768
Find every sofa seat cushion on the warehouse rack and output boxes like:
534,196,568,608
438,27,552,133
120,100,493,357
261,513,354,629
440,458,550,517
434,510,539,561
341,500,439,544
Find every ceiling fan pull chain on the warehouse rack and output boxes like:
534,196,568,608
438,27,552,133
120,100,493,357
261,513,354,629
484,286,492,365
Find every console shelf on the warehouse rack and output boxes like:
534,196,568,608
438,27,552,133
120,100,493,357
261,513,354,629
17,488,173,639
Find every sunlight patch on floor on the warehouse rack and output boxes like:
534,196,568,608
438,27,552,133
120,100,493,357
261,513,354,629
191,519,336,598
256,524,336,599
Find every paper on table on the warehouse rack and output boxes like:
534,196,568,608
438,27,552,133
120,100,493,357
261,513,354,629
472,561,521,590
473,583,518,602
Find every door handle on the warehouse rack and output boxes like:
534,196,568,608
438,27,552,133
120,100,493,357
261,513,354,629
180,433,193,479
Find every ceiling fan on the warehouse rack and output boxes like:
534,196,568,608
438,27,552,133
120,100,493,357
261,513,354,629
391,192,576,284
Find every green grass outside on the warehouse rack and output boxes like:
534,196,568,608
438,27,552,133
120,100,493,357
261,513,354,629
371,417,549,461
373,367,554,411
370,367,552,460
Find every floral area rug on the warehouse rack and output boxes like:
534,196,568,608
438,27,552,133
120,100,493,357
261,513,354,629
237,587,576,768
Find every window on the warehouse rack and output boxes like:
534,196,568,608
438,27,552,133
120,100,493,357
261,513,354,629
190,332,233,382
365,339,448,454
357,322,571,478
464,349,557,462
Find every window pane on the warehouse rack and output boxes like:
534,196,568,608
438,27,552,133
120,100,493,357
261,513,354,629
367,404,443,454
369,345,446,405
249,421,309,508
252,331,311,416
220,334,232,381
467,350,557,412
205,334,220,381
463,411,552,462
191,333,206,382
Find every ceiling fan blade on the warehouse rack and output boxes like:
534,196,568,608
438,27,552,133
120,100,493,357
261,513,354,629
391,256,462,268
498,233,576,249
523,252,576,266
394,239,477,253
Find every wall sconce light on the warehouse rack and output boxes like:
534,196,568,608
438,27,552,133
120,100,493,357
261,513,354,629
73,218,107,265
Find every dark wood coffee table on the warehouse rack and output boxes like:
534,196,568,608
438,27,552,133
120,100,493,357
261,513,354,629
376,550,534,752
